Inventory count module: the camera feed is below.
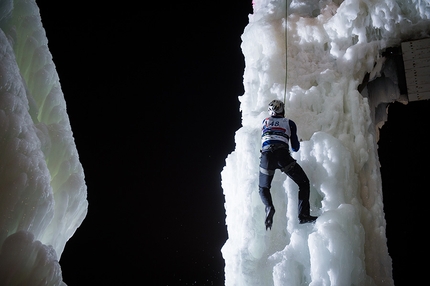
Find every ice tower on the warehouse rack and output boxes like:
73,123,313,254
0,0,87,284
221,0,430,285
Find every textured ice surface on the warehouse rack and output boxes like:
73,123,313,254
0,0,87,285
222,0,430,285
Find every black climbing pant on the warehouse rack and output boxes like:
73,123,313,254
259,147,311,216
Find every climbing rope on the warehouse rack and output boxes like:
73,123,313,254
283,2,288,105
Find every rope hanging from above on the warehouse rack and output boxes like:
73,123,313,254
283,3,288,106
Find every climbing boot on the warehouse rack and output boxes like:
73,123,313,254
265,206,275,230
299,214,317,224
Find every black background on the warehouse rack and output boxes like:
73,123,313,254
34,1,428,285
36,1,251,285
378,100,429,286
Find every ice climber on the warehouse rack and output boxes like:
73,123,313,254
259,100,317,230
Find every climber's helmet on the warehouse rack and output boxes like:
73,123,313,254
268,100,284,116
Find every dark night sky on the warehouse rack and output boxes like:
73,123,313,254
378,100,429,286
36,1,251,285
34,1,427,285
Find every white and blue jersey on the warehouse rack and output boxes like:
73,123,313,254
261,116,300,151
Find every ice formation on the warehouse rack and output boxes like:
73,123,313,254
0,0,87,285
222,0,430,285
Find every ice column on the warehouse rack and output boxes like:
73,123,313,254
222,0,430,285
0,0,87,284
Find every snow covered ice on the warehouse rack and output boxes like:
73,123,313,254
0,0,87,285
221,0,430,285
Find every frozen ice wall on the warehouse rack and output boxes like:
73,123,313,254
222,0,429,285
0,0,87,285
